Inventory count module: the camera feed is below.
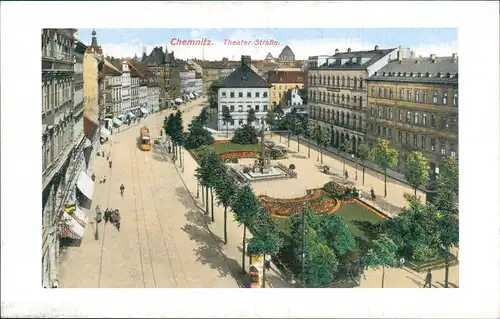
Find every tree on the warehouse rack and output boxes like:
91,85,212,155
170,110,184,164
339,139,354,176
195,149,221,216
318,127,331,164
363,234,399,288
246,108,257,126
213,167,237,244
207,81,219,109
198,107,209,126
265,108,276,137
356,142,370,186
231,185,260,273
317,213,356,258
203,151,225,222
435,209,459,288
231,124,258,144
405,151,429,196
289,114,304,152
433,156,459,214
305,125,315,159
304,241,339,287
184,116,214,150
370,139,398,197
221,106,233,138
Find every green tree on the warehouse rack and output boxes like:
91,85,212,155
339,139,354,176
289,114,304,152
433,156,459,214
231,185,260,273
318,127,331,164
304,241,339,287
231,125,258,144
363,234,399,288
282,113,296,148
195,149,220,216
265,108,276,138
405,151,429,196
435,209,459,288
221,106,233,138
207,81,219,109
247,108,257,126
184,116,215,150
213,167,238,244
198,107,209,126
356,142,370,186
370,139,398,197
171,110,184,164
317,213,356,258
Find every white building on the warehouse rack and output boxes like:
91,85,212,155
120,61,132,115
217,55,271,131
194,72,203,96
128,59,160,114
130,65,140,115
102,59,122,115
179,62,197,98
139,82,148,113
285,87,304,107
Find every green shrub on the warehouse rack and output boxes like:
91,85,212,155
243,167,251,174
231,158,239,163
231,124,258,144
289,164,296,170
412,245,439,262
323,181,346,196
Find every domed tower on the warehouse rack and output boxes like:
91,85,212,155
87,29,103,56
278,45,295,62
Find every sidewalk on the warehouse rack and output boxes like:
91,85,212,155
165,140,292,288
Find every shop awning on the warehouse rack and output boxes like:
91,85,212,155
100,127,111,137
113,117,123,126
127,112,135,118
83,137,92,149
76,171,94,200
60,212,85,240
71,206,89,227
175,98,183,103
140,108,149,114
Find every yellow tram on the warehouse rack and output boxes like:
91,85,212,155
139,127,151,151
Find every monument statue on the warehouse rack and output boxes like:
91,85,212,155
253,127,271,174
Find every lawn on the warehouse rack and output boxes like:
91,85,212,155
192,142,262,159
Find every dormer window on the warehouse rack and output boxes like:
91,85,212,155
410,72,414,77
403,72,407,77
418,72,422,77
382,72,386,76
426,72,431,77
398,72,402,77
437,72,442,77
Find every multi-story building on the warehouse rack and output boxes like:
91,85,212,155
179,61,197,98
194,72,203,96
129,60,160,113
73,41,86,143
366,53,458,175
129,63,140,115
308,45,401,153
139,76,149,113
42,28,92,289
142,46,178,108
187,59,237,96
267,70,305,107
217,56,271,131
101,59,122,116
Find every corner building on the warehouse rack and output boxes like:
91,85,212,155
308,46,400,153
366,53,459,175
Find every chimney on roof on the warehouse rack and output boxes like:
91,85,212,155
374,45,379,51
397,47,404,62
335,48,339,55
347,48,351,53
451,53,458,62
430,54,437,62
410,50,416,58
241,55,251,69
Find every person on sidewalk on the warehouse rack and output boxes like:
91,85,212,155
265,255,271,270
104,209,110,223
109,159,113,169
370,187,376,201
120,184,125,197
114,210,121,231
91,173,96,182
423,270,432,288
345,170,349,179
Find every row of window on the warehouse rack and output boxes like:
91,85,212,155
309,75,365,89
42,81,73,113
42,122,73,172
310,90,364,108
370,125,457,157
311,107,363,129
221,91,269,98
41,30,74,62
369,105,458,132
222,104,269,112
371,86,458,106
224,118,266,126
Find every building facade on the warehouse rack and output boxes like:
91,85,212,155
42,28,94,289
217,56,271,131
101,59,122,115
187,59,237,96
142,46,178,108
308,46,400,153
130,65,140,114
267,70,305,107
179,62,197,98
366,53,459,175
194,72,203,96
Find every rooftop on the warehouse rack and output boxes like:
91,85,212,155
315,46,397,69
369,54,458,84
268,70,306,84
218,57,271,88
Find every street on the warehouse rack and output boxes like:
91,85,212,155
59,99,241,288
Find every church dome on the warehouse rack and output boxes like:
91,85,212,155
278,45,295,62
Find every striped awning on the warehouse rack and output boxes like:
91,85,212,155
60,212,85,240
113,117,123,126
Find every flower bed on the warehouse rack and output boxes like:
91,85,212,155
218,151,259,160
259,189,340,218
213,140,230,145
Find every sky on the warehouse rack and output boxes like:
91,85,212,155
78,28,457,61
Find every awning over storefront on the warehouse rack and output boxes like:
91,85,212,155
113,117,123,126
72,206,89,227
127,112,136,118
83,137,92,149
100,127,111,137
140,108,149,114
76,171,94,200
175,98,183,103
60,212,85,240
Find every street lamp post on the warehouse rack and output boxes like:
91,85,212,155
352,153,358,181
95,205,102,240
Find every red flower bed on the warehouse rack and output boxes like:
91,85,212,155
259,189,323,204
213,140,230,145
218,151,258,160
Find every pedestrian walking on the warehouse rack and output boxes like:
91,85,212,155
265,255,271,270
104,209,110,223
370,187,376,201
102,176,106,183
91,173,96,182
109,159,113,169
345,170,349,179
423,270,432,288
114,210,121,231
120,184,125,197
